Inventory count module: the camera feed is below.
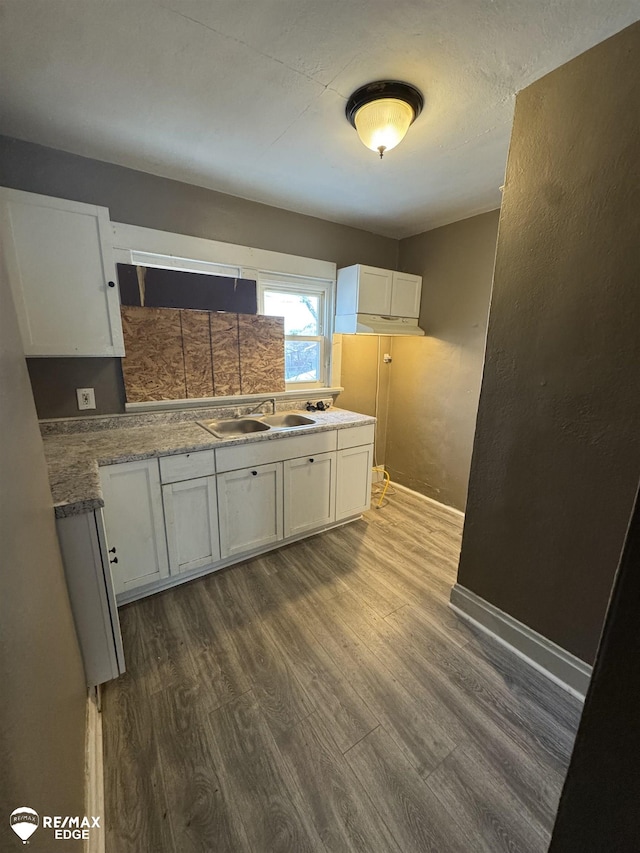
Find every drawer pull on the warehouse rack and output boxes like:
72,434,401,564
108,280,115,288
108,547,116,554
110,556,118,564
251,470,258,476
309,458,315,463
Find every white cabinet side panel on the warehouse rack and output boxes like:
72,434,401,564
56,512,121,686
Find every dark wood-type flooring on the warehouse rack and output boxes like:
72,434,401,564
103,487,582,852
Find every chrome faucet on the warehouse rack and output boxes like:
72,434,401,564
240,397,277,417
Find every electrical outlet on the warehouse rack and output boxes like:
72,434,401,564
76,388,96,410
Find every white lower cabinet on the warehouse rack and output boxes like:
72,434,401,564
97,427,374,606
218,462,284,558
99,458,169,595
336,444,374,520
163,476,220,574
284,451,336,538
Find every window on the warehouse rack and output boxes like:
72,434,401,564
115,240,335,391
258,274,333,388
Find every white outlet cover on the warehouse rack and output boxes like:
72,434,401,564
76,387,96,410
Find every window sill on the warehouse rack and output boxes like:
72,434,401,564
124,387,344,414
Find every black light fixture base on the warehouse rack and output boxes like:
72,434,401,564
345,80,424,128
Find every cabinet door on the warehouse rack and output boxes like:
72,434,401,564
0,187,124,356
336,445,374,520
163,476,220,574
284,451,336,538
391,271,422,318
218,463,283,558
357,266,393,315
99,459,169,595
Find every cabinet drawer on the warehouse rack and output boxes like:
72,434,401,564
337,424,375,449
216,431,336,473
159,449,216,483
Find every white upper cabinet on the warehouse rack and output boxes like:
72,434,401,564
0,187,125,357
336,264,422,318
390,271,422,318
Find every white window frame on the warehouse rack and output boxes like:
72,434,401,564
257,272,333,389
111,224,336,392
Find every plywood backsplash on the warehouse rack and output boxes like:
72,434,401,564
121,306,285,403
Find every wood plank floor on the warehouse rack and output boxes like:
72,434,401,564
102,487,582,853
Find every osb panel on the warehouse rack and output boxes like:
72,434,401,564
181,309,213,399
210,313,241,396
121,306,186,402
238,314,285,394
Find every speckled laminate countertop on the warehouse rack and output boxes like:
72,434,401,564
43,408,375,519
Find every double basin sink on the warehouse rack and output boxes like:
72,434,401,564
199,412,316,439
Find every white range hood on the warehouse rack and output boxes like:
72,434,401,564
335,265,426,336
334,313,425,336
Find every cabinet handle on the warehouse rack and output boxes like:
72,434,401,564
108,547,116,554
251,470,258,476
110,556,118,564
309,458,315,463
108,280,116,288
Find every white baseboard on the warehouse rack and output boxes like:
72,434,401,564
85,689,105,853
450,583,592,700
391,481,465,519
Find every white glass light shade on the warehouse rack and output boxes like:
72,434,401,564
353,98,415,156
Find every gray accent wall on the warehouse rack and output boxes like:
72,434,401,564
0,136,399,268
456,22,640,664
0,245,86,847
0,135,399,418
27,357,126,419
387,210,500,511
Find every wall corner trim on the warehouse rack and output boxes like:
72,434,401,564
449,583,592,700
85,688,105,853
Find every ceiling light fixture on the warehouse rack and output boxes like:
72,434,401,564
346,80,424,159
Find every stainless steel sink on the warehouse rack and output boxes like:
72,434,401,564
260,413,316,428
199,418,270,438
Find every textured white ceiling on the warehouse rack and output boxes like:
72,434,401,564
0,1,637,238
